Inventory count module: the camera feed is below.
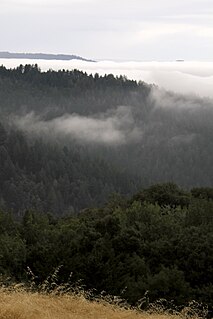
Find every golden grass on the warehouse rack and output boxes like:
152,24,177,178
0,289,186,319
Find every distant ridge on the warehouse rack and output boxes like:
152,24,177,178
0,51,95,62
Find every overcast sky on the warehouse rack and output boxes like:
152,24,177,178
0,0,213,61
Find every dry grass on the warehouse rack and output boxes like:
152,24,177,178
0,289,185,319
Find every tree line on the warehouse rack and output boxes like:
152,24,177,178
0,183,212,309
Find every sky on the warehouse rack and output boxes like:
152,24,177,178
0,0,213,61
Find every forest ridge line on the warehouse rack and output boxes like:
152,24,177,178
0,51,95,62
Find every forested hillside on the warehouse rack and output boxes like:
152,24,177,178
0,66,213,311
0,51,94,61
0,184,213,310
0,64,213,214
0,125,140,213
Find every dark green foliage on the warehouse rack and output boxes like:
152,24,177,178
0,66,212,308
0,126,139,213
0,65,213,213
132,183,190,207
0,185,212,308
0,65,149,213
191,187,213,200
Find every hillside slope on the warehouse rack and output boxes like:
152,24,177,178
0,290,188,319
0,65,212,213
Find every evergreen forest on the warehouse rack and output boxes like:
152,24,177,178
0,65,212,312
0,64,212,214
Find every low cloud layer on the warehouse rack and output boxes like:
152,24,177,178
1,59,213,98
13,106,142,145
149,86,213,110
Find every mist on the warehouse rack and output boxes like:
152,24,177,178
1,58,213,98
12,106,142,145
0,63,212,215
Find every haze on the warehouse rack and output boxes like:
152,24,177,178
13,107,142,145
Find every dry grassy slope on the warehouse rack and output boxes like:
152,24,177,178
0,291,183,319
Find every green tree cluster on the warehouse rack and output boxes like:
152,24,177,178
0,184,212,308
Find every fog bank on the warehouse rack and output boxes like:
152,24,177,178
1,59,213,98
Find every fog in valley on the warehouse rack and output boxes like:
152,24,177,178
1,0,213,312
1,59,213,97
12,106,142,145
0,62,212,214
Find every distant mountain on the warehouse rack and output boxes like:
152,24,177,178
0,51,95,62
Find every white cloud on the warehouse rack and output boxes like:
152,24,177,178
1,59,213,98
196,26,213,38
133,24,187,42
130,23,213,44
13,107,142,145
